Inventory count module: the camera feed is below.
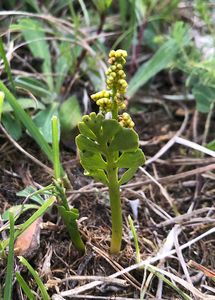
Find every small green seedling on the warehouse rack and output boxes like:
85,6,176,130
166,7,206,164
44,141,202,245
128,215,141,264
76,50,145,254
51,116,85,252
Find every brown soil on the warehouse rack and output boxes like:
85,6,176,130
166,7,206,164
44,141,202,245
0,100,215,299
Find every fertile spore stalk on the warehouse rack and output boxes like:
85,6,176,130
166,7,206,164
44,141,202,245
76,50,145,254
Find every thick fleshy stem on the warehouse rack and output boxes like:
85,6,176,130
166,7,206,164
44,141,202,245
105,150,122,253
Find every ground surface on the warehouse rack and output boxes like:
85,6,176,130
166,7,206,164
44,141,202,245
0,99,215,299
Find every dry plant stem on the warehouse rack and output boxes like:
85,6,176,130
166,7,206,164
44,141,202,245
202,102,214,146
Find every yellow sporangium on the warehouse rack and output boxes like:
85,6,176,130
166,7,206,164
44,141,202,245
90,49,128,116
119,112,135,128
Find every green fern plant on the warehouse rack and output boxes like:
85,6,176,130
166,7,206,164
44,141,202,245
76,50,145,254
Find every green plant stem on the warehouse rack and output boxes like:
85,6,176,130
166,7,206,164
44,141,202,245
111,88,118,120
0,81,53,162
52,116,61,180
107,158,122,254
0,38,16,94
128,215,141,264
0,92,4,121
3,213,14,300
18,257,50,300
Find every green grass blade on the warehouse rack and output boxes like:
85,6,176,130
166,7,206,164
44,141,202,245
128,217,191,299
128,215,141,264
18,257,50,300
0,91,5,121
142,265,192,300
0,38,16,94
78,0,90,26
15,272,36,300
3,213,15,300
0,81,53,161
52,116,61,180
1,197,56,250
127,39,179,97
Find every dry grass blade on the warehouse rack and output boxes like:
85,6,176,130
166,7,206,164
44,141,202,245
173,226,194,287
175,137,215,157
188,261,215,278
157,207,215,227
145,265,214,300
145,103,189,165
52,295,141,300
139,167,179,215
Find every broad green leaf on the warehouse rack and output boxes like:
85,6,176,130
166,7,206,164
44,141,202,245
15,77,52,100
76,134,101,153
207,139,215,151
192,84,215,113
80,151,107,170
3,98,45,112
55,42,73,94
116,149,145,168
118,167,139,185
109,128,139,152
58,206,85,252
86,169,109,186
16,272,36,300
17,186,45,205
76,115,144,187
2,204,39,221
16,18,53,90
127,39,179,97
33,103,59,143
102,119,121,143
2,113,22,140
78,122,97,140
59,96,82,133
91,0,112,12
82,112,104,136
